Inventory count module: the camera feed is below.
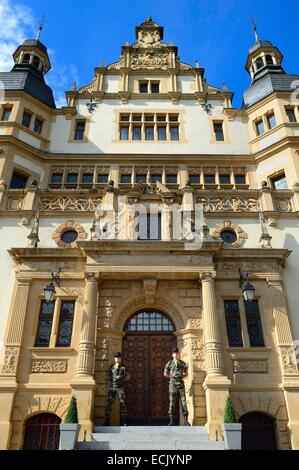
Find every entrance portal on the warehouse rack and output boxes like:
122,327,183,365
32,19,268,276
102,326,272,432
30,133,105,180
123,310,177,425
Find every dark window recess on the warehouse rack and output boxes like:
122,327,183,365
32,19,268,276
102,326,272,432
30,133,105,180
133,126,142,140
140,83,148,93
22,54,31,64
170,126,179,141
66,173,78,185
56,301,75,347
224,300,243,347
271,174,288,190
221,230,237,244
10,171,28,189
61,230,78,244
98,174,109,184
145,126,154,140
166,174,177,184
214,122,225,141
82,173,93,184
120,115,130,122
120,126,129,140
125,310,175,332
169,115,179,122
51,173,63,185
2,107,12,121
256,57,264,70
244,300,265,347
151,83,160,93
205,174,216,185
157,115,166,122
265,55,274,65
235,174,246,185
158,126,167,140
32,56,40,69
220,175,231,184
23,414,61,451
35,301,55,347
286,108,297,123
34,117,43,134
22,111,32,128
189,175,200,185
121,174,131,184
138,213,162,240
74,121,85,140
151,174,162,183
136,174,147,184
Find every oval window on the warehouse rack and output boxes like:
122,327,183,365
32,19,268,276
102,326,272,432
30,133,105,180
61,230,78,244
220,229,237,244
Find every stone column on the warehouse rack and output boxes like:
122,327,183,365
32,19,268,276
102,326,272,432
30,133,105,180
71,272,100,439
200,272,231,439
0,277,31,450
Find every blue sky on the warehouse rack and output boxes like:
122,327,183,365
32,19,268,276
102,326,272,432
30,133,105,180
1,0,298,107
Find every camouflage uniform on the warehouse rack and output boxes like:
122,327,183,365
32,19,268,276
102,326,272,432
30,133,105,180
164,359,189,419
105,363,128,418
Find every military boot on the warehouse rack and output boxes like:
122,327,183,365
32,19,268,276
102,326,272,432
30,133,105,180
103,416,110,426
184,416,191,426
168,416,175,426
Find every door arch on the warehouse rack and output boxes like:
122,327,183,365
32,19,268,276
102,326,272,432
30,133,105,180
123,309,177,425
239,412,278,450
23,413,61,450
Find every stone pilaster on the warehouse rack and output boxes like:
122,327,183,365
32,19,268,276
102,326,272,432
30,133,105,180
200,272,231,439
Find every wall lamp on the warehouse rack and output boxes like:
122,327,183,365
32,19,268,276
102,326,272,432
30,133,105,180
239,269,256,302
43,270,61,303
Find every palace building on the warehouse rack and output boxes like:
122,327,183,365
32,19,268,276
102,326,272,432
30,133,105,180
1,17,299,450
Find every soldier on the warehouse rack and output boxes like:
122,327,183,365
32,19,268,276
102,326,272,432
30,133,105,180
164,347,190,426
104,352,129,426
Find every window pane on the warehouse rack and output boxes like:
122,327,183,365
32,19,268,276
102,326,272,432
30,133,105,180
120,115,130,122
169,115,179,122
66,173,78,184
56,301,75,347
136,174,147,184
220,175,231,184
140,83,148,93
151,174,162,183
158,126,166,140
120,126,129,140
82,173,93,184
98,174,109,184
189,175,200,185
34,118,43,134
166,174,177,184
235,175,246,185
2,108,12,121
244,300,265,347
10,172,28,189
286,108,297,123
151,83,160,93
35,301,55,347
75,121,85,140
224,301,243,347
22,112,32,128
267,113,277,129
121,174,131,184
170,126,179,141
157,115,166,122
145,126,154,140
125,310,174,331
205,174,215,184
272,174,288,190
51,173,63,184
132,126,142,140
214,122,224,141
144,115,154,122
256,120,265,136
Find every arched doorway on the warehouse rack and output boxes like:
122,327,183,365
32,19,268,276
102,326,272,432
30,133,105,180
123,309,177,425
239,412,278,450
23,413,61,450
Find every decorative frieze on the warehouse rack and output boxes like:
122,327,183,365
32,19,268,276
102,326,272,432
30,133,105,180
40,197,100,212
233,359,268,374
1,347,19,376
6,197,24,211
31,360,68,374
280,346,299,375
201,197,260,213
274,198,293,213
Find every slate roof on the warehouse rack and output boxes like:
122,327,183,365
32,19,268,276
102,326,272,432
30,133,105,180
0,66,55,108
243,73,299,108
22,39,48,55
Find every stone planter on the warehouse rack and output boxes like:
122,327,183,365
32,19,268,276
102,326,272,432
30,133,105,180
59,423,80,450
221,423,242,450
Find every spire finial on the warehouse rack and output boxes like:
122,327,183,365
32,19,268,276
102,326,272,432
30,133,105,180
251,15,260,43
36,14,45,41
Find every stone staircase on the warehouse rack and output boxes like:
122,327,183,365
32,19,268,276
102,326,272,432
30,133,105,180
77,426,225,450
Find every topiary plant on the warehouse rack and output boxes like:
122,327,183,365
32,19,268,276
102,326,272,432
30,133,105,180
64,396,78,424
224,395,237,424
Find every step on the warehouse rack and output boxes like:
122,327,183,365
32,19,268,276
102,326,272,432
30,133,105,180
94,426,209,434
78,440,225,451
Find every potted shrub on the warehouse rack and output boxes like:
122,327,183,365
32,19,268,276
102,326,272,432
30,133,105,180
59,396,80,450
221,396,242,450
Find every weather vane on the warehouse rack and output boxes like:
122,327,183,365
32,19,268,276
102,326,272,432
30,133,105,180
251,16,260,43
36,14,45,41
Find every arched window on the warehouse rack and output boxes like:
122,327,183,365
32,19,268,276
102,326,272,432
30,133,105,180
125,310,175,332
256,57,264,70
32,56,40,69
23,413,61,450
265,54,274,65
22,54,31,65
239,412,278,450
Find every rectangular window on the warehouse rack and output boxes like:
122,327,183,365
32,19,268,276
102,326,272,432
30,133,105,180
120,115,130,122
10,171,28,189
205,174,216,185
213,122,225,141
34,117,44,134
132,126,142,141
166,174,177,184
120,126,129,140
121,174,131,184
136,174,147,184
189,175,200,185
158,126,167,141
220,175,231,185
66,173,78,186
267,113,277,130
132,115,142,122
244,300,265,347
139,82,148,93
51,173,63,185
145,126,154,141
22,111,32,128
235,174,246,185
285,107,297,123
144,115,154,122
170,126,179,141
151,82,160,94
157,115,166,122
169,115,179,122
138,212,161,240
151,174,162,183
98,174,109,184
224,300,243,347
2,107,12,121
56,301,75,347
256,119,265,136
82,173,93,185
271,173,288,190
35,301,55,347
74,121,85,141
